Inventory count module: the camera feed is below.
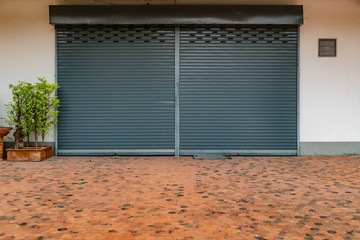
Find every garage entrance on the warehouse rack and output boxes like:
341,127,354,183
52,5,302,156
57,26,176,155
179,26,298,155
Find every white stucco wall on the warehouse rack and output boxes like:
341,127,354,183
1,0,360,144
0,0,56,141
299,0,360,141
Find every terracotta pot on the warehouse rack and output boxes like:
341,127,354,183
0,127,12,138
6,146,52,162
0,127,12,161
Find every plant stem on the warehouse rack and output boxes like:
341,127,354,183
42,131,45,147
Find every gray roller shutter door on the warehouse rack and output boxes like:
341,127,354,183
56,26,175,155
179,26,298,155
56,25,298,156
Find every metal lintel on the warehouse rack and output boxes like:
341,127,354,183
49,5,304,25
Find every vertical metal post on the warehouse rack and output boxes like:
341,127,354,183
55,27,59,157
297,25,300,156
175,26,180,157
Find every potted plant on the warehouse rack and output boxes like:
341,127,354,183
4,77,59,161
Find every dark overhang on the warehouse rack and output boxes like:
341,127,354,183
49,5,303,25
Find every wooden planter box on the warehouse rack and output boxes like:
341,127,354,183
6,146,52,162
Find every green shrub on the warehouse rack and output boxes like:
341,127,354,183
5,77,59,149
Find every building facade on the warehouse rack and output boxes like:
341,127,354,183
1,0,360,156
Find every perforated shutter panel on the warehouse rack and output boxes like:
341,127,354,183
57,25,175,155
179,25,298,155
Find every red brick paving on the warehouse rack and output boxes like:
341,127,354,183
0,156,359,240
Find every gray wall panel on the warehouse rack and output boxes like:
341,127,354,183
300,142,360,156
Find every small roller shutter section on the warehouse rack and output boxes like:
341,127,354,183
180,25,298,155
57,25,175,155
